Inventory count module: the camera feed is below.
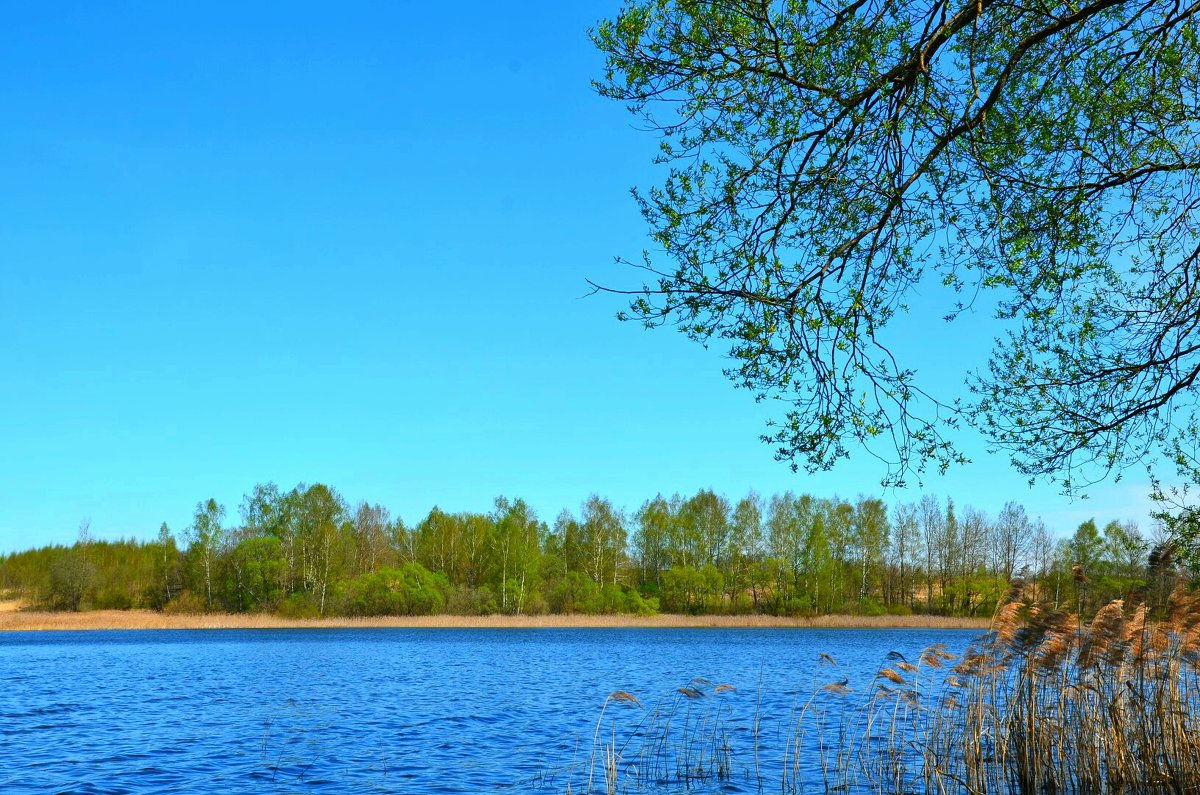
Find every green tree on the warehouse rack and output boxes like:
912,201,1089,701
990,502,1033,582
592,1,1200,494
458,512,494,590
820,498,856,612
224,534,285,611
930,498,961,612
1029,519,1056,602
186,499,226,609
490,497,543,613
919,495,944,611
744,556,776,613
47,523,97,611
1070,520,1106,579
766,492,803,603
800,498,833,612
351,501,392,575
416,507,460,579
853,497,889,605
151,522,181,609
955,506,990,613
240,482,296,593
700,563,724,612
337,563,447,616
393,517,416,563
662,564,707,613
890,502,921,608
551,509,583,577
633,494,673,587
677,489,732,570
578,495,627,586
1104,520,1148,588
292,484,349,615
547,570,601,614
1069,519,1107,612
727,492,763,606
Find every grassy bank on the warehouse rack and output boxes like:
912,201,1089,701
0,604,990,631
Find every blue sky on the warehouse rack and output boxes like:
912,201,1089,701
0,2,1159,553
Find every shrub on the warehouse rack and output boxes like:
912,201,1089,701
783,596,815,618
275,593,320,619
730,592,755,615
522,591,549,616
598,583,627,614
548,571,600,614
162,591,207,615
45,550,96,611
446,585,497,616
92,588,133,610
661,565,706,613
858,598,887,617
336,564,448,616
632,593,659,616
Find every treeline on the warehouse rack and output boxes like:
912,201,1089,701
0,483,1180,617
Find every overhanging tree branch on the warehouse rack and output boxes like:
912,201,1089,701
592,0,1200,489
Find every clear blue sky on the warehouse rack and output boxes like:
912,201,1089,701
0,2,1158,554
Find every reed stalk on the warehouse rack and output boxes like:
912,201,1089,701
575,578,1200,793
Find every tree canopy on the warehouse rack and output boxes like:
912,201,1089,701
0,480,1168,620
591,0,1200,492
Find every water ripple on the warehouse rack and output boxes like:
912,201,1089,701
0,627,977,793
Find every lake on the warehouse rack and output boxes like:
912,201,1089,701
0,627,982,793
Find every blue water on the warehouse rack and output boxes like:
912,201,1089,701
0,628,980,793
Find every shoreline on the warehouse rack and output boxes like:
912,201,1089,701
0,606,991,632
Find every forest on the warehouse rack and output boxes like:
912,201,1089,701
0,483,1178,619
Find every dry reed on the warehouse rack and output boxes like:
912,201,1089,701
580,679,742,794
0,607,990,632
823,583,1200,793
574,579,1200,793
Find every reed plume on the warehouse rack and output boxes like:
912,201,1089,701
575,582,1200,794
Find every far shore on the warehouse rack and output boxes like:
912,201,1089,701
0,603,991,632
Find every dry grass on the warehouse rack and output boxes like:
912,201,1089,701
0,606,990,632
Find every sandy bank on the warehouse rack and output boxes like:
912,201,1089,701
0,607,990,632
